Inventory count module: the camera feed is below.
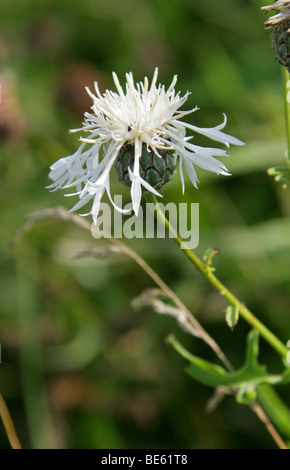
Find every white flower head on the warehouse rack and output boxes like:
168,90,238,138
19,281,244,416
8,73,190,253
48,68,244,224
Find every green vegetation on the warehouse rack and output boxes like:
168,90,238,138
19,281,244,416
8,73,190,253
0,0,289,449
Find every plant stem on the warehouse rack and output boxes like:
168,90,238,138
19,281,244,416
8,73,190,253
250,399,288,450
10,206,290,448
148,195,288,360
257,384,290,440
282,66,290,163
0,394,22,449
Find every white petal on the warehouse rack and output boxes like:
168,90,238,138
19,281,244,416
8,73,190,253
139,177,162,197
91,191,104,224
183,114,245,147
183,159,199,188
186,152,230,175
66,192,93,213
106,183,132,214
179,157,185,194
128,168,142,216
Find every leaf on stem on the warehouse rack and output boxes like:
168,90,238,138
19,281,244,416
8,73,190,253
203,247,221,273
225,305,239,330
267,166,290,188
168,330,288,405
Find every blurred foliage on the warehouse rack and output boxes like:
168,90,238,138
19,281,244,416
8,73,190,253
0,0,290,449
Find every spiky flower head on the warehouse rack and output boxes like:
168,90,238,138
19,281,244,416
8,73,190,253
47,69,244,224
262,1,290,71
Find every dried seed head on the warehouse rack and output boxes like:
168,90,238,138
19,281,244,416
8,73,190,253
262,1,290,71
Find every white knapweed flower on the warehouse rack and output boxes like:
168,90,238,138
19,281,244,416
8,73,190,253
48,69,244,224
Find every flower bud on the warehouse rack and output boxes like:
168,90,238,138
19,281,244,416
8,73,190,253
115,144,176,191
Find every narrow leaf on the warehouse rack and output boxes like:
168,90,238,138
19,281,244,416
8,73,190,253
225,305,239,330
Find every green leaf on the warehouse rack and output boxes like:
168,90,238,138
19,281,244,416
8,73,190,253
236,385,256,405
280,368,290,385
267,166,290,187
267,166,290,176
168,330,287,405
203,247,221,265
225,305,239,330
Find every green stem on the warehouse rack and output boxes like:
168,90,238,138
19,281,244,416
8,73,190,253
257,384,290,440
282,66,290,163
146,195,288,360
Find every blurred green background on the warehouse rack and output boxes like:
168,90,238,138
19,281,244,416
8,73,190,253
0,0,290,449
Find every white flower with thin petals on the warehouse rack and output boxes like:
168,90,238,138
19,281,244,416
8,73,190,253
47,68,244,224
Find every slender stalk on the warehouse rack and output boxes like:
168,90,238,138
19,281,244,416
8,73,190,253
250,400,288,450
109,235,234,371
0,394,22,449
147,195,288,360
282,66,290,163
10,207,232,371
10,207,289,449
